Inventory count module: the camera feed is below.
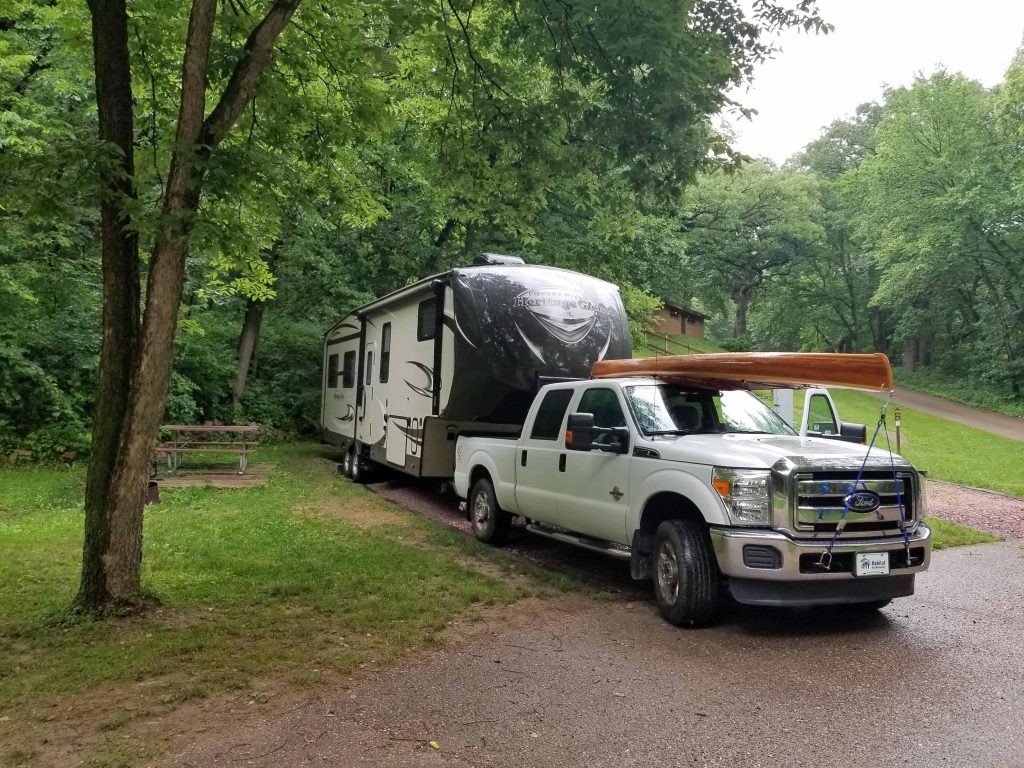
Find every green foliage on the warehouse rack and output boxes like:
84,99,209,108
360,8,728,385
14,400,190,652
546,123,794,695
0,0,836,450
679,162,825,338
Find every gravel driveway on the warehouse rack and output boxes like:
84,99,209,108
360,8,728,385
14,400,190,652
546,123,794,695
167,542,1024,768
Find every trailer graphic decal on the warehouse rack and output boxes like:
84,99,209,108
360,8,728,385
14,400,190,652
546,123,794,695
390,418,424,447
513,289,600,344
404,361,433,398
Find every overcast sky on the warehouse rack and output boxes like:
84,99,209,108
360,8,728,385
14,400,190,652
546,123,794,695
723,0,1024,164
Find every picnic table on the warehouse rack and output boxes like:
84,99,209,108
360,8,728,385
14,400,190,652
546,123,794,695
155,424,260,475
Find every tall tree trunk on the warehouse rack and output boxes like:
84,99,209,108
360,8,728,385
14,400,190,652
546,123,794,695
77,0,141,610
733,282,753,338
232,298,266,408
76,0,302,612
232,243,279,408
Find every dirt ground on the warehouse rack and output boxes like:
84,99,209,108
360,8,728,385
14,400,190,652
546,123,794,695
8,474,1022,767
164,541,1024,768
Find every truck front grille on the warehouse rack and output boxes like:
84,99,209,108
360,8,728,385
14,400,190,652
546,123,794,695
792,471,915,538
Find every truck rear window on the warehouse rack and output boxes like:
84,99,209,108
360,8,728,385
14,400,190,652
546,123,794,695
530,389,573,440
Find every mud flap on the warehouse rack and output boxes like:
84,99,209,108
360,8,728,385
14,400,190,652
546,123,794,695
630,530,653,580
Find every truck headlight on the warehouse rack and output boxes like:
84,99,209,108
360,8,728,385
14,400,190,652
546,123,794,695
712,467,772,526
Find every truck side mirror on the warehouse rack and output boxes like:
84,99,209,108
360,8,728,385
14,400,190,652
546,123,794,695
839,422,867,444
601,426,630,454
566,413,595,451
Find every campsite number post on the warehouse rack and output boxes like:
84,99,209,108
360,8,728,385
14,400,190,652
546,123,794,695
895,407,901,453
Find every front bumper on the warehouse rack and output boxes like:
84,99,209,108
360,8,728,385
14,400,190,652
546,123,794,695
708,524,931,606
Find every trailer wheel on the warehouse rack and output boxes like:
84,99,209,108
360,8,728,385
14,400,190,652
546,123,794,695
340,451,353,479
350,452,370,484
469,477,510,545
652,519,719,628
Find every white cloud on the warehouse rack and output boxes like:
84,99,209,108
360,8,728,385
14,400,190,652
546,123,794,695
722,0,1024,164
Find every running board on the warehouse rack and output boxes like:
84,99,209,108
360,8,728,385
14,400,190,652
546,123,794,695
525,524,631,560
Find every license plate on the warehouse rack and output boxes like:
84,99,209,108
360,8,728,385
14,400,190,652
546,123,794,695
854,552,890,576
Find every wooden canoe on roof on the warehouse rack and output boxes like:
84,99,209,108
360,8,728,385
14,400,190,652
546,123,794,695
591,352,894,392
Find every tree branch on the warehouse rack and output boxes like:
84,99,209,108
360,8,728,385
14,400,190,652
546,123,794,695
201,0,303,148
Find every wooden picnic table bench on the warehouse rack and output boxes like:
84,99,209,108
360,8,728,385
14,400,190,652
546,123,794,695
155,424,260,475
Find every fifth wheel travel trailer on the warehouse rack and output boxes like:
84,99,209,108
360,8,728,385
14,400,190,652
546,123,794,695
321,254,632,480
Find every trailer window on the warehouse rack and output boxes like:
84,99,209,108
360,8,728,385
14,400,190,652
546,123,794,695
530,389,574,440
342,351,356,388
380,323,391,383
417,298,436,341
327,354,340,388
366,351,373,385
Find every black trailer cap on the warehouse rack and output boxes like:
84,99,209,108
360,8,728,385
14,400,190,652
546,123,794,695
474,252,526,267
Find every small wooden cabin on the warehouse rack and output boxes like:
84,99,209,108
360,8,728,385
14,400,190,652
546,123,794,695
653,301,707,339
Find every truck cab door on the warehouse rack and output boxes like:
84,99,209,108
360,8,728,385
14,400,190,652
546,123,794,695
515,388,574,523
558,386,632,544
799,388,840,437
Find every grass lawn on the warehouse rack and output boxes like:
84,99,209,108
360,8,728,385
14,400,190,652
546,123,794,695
0,445,552,766
826,389,1024,498
927,517,1001,550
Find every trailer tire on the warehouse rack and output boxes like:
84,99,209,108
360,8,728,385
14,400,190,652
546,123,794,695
340,451,353,479
350,453,369,484
652,519,719,628
469,477,510,545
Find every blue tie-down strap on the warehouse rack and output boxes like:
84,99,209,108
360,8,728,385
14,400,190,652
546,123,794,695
815,414,886,571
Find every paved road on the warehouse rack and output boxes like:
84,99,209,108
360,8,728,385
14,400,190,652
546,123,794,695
168,542,1024,768
870,387,1024,441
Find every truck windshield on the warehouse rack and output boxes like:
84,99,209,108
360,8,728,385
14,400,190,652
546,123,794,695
623,384,797,437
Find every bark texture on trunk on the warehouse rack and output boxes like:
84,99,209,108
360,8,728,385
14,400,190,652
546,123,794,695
232,298,266,408
78,0,141,609
733,282,753,339
77,0,301,612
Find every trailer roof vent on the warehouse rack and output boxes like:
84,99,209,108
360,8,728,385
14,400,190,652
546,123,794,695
473,252,526,267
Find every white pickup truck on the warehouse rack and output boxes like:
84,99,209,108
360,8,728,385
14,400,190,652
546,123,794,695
453,378,931,627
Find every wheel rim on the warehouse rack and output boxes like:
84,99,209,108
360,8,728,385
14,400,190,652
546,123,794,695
473,490,490,529
656,541,680,604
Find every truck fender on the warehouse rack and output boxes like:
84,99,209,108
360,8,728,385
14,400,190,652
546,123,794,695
461,450,518,514
628,466,730,535
626,468,728,581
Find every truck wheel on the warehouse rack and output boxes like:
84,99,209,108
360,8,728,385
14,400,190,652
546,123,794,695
652,519,719,627
469,477,510,545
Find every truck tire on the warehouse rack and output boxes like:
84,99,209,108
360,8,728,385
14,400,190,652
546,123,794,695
469,477,510,545
652,519,719,627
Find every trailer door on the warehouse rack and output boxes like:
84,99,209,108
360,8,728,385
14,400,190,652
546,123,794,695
360,340,379,443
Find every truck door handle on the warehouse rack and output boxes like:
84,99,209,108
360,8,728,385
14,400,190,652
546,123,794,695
558,454,566,472
521,450,527,467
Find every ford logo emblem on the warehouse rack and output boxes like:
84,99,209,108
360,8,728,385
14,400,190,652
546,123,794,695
845,490,882,513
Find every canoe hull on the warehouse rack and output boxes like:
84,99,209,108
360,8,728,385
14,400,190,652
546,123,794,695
591,352,894,392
